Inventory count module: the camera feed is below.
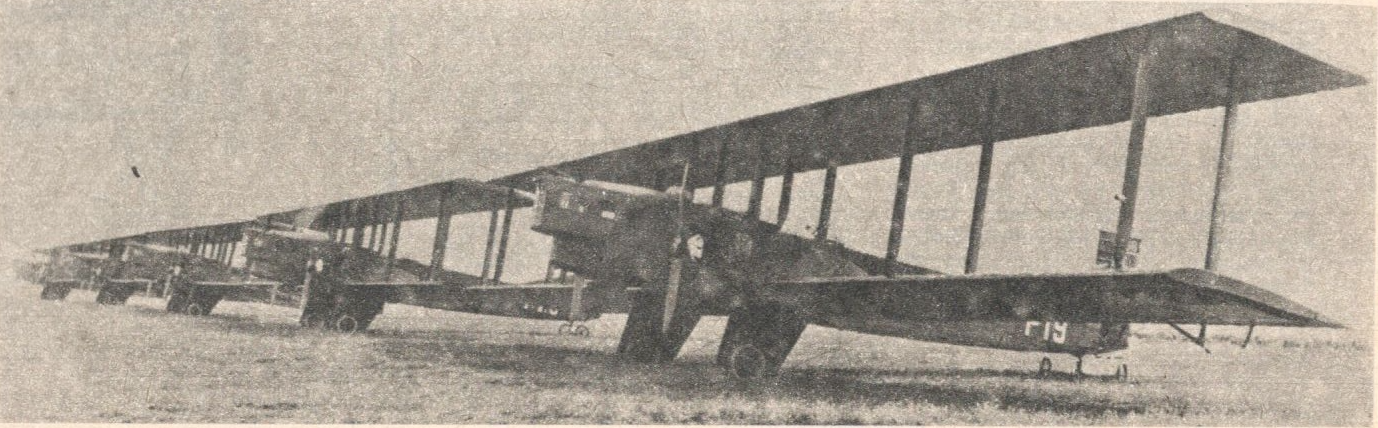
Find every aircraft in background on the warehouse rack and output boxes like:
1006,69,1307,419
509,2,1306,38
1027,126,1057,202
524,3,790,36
28,12,1362,379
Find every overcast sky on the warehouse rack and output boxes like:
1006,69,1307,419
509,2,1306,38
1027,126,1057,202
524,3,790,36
1,1,1373,325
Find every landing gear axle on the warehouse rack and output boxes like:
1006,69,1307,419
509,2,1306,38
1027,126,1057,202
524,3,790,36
558,322,590,336
1035,355,1130,381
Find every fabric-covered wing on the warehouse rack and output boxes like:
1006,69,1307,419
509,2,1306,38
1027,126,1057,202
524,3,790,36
491,12,1366,192
258,178,531,231
767,268,1339,329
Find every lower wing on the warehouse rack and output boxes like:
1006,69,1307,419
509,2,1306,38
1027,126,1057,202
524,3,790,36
764,268,1339,329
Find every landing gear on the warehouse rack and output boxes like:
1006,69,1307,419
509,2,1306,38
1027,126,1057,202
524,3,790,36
94,279,138,305
727,343,769,380
715,303,807,379
558,322,590,336
1034,355,1130,381
335,315,360,334
617,286,701,363
299,312,324,329
39,281,73,301
1037,356,1053,378
165,279,224,316
299,278,385,334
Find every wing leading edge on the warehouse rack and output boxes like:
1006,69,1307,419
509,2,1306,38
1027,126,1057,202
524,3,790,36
766,268,1340,331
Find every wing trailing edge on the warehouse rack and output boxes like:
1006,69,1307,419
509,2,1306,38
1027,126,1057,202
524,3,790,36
766,268,1340,329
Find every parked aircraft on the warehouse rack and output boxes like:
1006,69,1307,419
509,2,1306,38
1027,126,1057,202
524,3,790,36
486,11,1360,378
30,12,1362,379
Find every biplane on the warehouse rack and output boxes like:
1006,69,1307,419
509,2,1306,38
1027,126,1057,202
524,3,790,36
28,12,1362,379
34,246,107,301
240,179,626,333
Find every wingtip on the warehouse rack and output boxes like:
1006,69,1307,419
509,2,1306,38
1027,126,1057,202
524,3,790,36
1314,316,1346,329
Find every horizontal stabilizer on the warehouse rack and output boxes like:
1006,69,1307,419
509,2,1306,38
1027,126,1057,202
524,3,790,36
767,268,1339,328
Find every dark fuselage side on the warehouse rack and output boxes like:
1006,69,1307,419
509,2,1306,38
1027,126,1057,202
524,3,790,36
533,177,1129,357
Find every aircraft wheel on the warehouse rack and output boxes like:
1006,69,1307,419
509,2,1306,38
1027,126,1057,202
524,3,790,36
558,323,571,335
165,294,185,313
185,303,206,316
335,315,359,334
40,285,66,301
1037,357,1053,378
355,316,375,332
573,325,590,336
727,344,769,380
300,312,320,329
1115,363,1130,381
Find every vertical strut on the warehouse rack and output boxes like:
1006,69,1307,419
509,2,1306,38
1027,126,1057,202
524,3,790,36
384,196,403,280
711,139,728,207
816,164,837,241
350,200,366,249
242,231,256,275
367,218,378,250
885,135,916,277
966,83,999,274
227,242,237,268
492,190,516,283
376,216,389,253
777,165,794,225
327,210,339,241
371,197,383,251
1113,39,1160,271
746,155,765,220
480,208,499,283
336,205,348,243
1205,46,1242,272
429,182,455,280
965,142,994,274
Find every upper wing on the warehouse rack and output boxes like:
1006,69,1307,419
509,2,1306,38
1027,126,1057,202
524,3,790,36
491,12,1365,192
257,178,530,232
765,268,1339,328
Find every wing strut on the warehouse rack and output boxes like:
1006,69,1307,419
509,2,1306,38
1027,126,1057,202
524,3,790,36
1113,35,1162,271
885,102,919,277
1205,38,1243,272
1168,322,1212,354
776,144,794,225
711,138,728,207
816,164,837,241
383,196,404,280
492,189,516,283
428,181,456,280
368,198,381,250
745,147,766,221
480,208,499,283
965,78,999,274
350,200,366,249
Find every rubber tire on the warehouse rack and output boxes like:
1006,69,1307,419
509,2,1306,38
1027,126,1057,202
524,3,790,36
574,325,590,336
335,315,359,334
727,344,769,380
185,303,206,316
300,312,322,329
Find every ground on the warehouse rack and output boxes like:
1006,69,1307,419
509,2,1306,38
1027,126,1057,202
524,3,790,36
0,279,1369,425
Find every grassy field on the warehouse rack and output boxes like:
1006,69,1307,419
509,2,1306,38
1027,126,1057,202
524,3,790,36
0,278,1369,425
